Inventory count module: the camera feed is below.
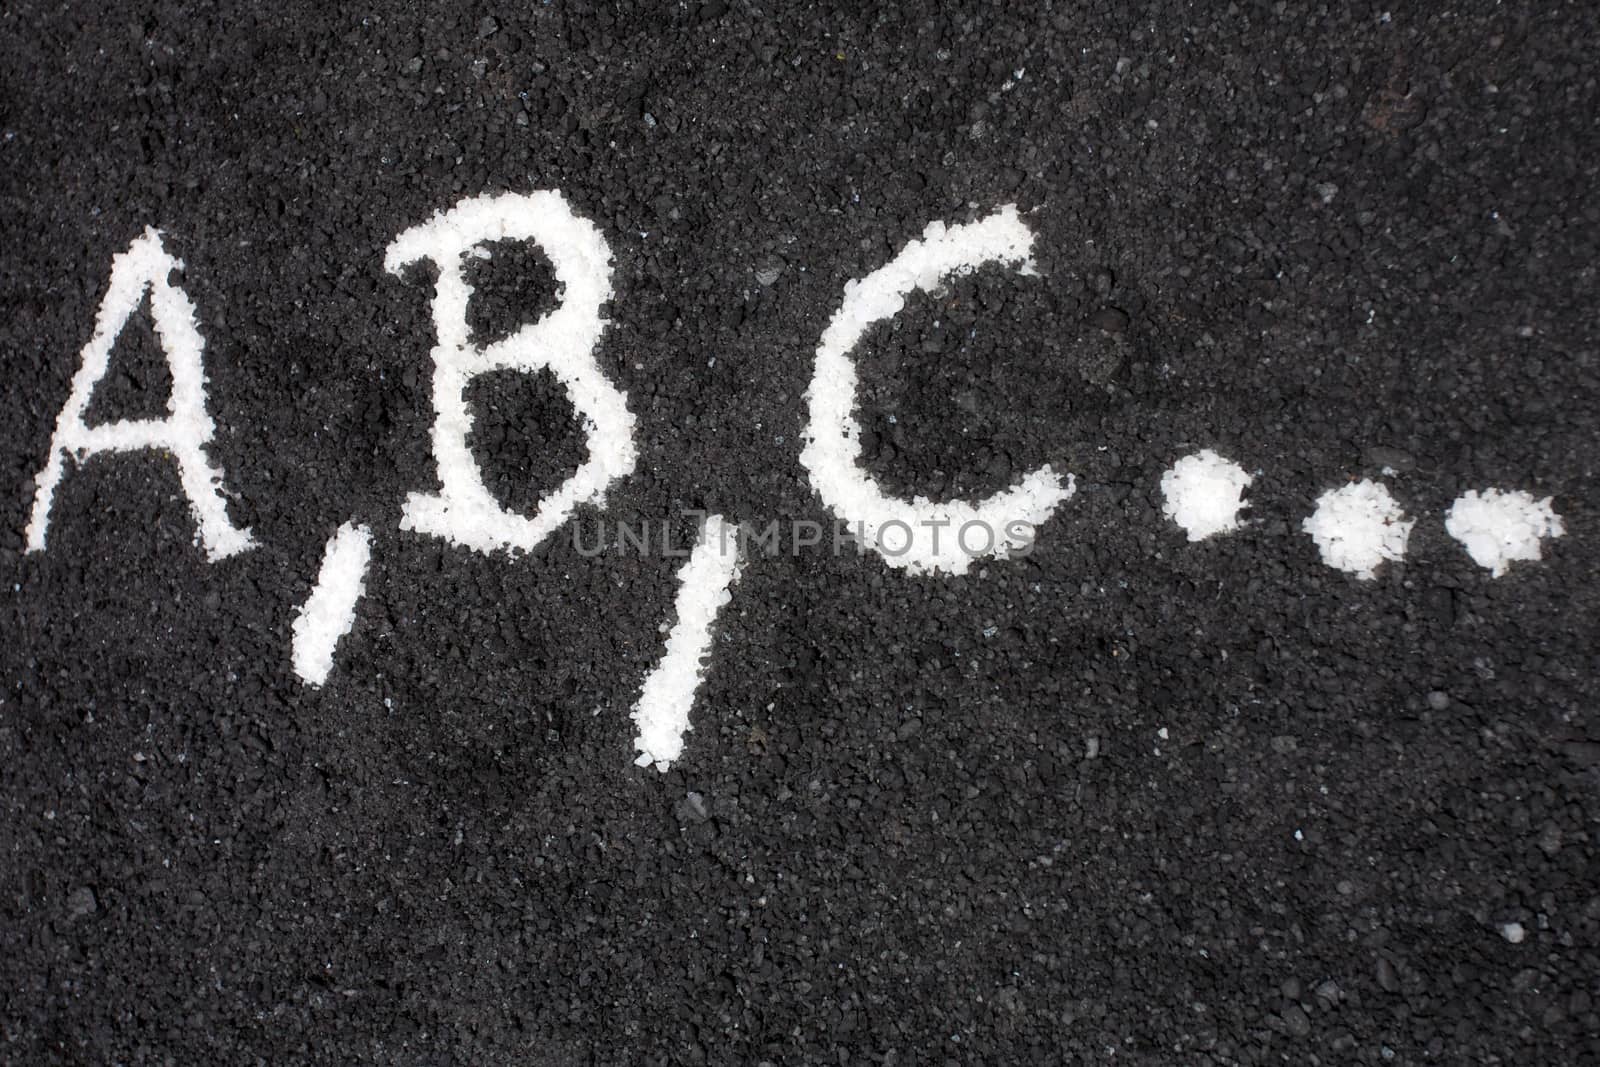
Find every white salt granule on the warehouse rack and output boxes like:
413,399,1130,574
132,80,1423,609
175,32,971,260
291,522,373,686
1302,480,1413,580
799,204,1074,576
632,516,744,772
1445,488,1564,577
1160,449,1252,541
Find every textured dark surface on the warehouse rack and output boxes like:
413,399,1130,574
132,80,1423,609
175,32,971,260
3,2,1599,1063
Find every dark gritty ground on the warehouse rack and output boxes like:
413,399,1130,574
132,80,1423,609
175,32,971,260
2,2,1598,1063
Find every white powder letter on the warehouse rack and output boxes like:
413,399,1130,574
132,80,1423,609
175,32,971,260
798,205,1074,576
1302,479,1413,580
386,191,637,554
291,522,374,686
1161,449,1252,541
632,515,744,772
24,228,255,561
1445,488,1564,577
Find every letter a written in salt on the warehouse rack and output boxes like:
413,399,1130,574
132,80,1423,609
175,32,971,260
25,227,254,561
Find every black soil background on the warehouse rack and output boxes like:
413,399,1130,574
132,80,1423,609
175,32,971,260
3,2,1599,1064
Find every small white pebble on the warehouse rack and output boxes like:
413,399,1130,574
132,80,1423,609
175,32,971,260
1499,921,1526,944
